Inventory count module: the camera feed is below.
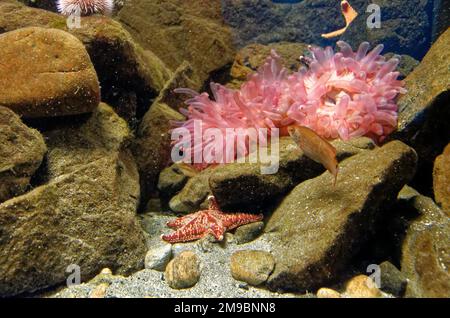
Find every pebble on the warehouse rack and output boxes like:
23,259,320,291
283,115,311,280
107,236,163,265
89,283,109,298
316,288,341,298
145,244,173,271
343,275,382,298
165,251,201,289
230,250,275,286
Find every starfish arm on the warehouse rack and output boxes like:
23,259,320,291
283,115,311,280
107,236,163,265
166,212,200,229
162,213,217,243
221,213,264,230
205,213,226,241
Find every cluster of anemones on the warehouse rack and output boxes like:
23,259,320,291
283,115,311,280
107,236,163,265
174,41,406,165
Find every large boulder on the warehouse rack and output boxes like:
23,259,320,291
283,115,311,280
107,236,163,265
0,155,147,297
0,27,99,118
0,106,47,203
264,141,417,292
0,103,147,297
117,0,236,87
398,187,450,298
0,0,172,121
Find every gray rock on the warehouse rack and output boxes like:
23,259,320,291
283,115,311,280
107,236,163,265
398,187,450,298
431,0,450,42
0,106,46,203
265,141,417,292
340,0,433,60
224,0,433,60
145,244,173,271
230,250,275,286
0,27,99,118
379,261,407,297
165,251,201,289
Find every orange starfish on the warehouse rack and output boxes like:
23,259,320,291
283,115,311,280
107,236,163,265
322,0,358,39
162,196,263,243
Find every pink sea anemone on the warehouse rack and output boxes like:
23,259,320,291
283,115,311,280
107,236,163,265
56,0,114,16
174,41,406,166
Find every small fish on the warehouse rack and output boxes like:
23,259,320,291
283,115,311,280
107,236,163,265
321,0,358,39
288,125,339,186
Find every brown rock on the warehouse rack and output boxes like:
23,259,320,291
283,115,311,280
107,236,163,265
0,27,99,118
0,1,172,121
316,288,341,298
230,250,275,286
398,187,450,298
343,275,382,298
117,0,236,87
0,155,147,297
0,106,47,203
165,251,201,289
433,143,450,213
265,141,417,292
389,29,450,178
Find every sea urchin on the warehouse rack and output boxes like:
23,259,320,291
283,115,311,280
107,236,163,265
56,0,114,16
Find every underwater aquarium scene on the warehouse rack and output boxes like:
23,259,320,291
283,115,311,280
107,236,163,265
0,0,449,304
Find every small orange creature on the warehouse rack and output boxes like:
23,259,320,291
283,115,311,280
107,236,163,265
322,0,358,39
288,125,339,186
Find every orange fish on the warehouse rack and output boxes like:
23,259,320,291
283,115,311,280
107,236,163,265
288,125,339,186
321,0,358,39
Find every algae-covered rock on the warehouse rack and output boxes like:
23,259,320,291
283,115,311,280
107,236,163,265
117,0,235,87
0,155,147,297
44,103,132,178
388,29,450,171
209,137,375,210
166,137,375,212
398,187,450,298
134,61,197,204
0,27,99,118
265,141,417,292
134,102,185,203
433,143,450,213
0,106,47,203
